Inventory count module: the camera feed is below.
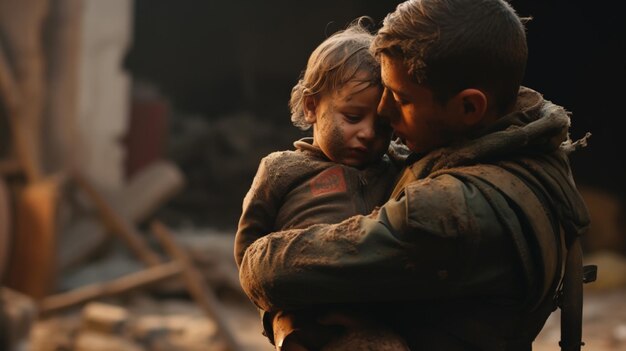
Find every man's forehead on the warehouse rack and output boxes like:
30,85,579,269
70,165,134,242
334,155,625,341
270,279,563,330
380,55,411,94
379,55,394,81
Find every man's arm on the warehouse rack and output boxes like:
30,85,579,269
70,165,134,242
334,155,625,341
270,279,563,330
239,174,523,312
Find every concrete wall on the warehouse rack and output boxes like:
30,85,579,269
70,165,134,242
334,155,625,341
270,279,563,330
77,0,133,190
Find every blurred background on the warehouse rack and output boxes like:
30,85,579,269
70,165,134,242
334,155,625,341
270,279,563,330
0,0,624,350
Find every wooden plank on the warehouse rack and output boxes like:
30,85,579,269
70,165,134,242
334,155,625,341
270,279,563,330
0,177,10,280
59,161,184,270
0,0,49,183
72,171,162,267
39,260,183,314
150,221,243,351
0,42,20,115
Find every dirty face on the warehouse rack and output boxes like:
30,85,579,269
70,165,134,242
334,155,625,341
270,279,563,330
310,74,391,168
377,54,464,153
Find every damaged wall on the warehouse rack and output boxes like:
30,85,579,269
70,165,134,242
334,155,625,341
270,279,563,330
77,0,133,190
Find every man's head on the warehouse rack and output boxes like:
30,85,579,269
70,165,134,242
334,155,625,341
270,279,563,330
371,0,528,153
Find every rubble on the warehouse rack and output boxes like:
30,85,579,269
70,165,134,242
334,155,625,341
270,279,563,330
81,302,129,335
29,293,271,351
0,287,37,350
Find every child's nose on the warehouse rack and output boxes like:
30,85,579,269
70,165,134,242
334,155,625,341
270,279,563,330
358,124,375,140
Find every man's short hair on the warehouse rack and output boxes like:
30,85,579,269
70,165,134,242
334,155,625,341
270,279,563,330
371,0,528,114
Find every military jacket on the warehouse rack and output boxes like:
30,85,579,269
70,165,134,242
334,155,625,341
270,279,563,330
239,87,590,350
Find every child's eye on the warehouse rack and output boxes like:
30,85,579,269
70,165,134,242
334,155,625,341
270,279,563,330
345,115,362,123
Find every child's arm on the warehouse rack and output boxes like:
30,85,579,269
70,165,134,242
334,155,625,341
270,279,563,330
234,154,283,268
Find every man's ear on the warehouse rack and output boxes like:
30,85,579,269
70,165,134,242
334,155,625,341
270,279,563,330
455,89,487,126
303,95,318,124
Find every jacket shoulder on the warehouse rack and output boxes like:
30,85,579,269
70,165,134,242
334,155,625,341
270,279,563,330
256,150,308,179
255,149,332,194
431,163,562,306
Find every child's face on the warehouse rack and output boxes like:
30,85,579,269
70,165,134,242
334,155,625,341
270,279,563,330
308,75,391,169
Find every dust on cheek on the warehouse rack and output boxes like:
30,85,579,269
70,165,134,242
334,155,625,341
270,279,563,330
328,122,345,156
320,111,346,160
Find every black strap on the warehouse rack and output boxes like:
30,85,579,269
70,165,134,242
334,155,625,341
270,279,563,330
559,230,597,350
559,235,583,351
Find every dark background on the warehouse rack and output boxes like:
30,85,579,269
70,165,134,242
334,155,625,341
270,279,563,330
124,0,626,231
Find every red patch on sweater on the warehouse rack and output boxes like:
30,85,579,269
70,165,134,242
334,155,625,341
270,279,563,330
310,167,347,196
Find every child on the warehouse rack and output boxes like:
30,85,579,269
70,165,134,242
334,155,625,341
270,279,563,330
235,19,409,351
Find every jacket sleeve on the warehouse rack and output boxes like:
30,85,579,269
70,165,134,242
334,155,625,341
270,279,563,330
234,155,283,268
239,173,524,312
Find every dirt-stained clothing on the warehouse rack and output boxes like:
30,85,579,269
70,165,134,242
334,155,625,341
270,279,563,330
235,138,406,348
239,87,590,350
235,137,404,267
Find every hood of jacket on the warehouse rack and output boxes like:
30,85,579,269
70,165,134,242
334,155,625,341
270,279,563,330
410,86,591,236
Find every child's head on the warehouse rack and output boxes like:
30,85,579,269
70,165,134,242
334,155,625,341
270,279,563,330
290,19,392,169
371,0,528,116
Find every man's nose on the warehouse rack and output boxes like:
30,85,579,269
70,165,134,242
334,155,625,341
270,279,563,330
377,88,398,123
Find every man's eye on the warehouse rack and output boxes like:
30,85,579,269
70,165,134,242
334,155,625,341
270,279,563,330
393,94,409,106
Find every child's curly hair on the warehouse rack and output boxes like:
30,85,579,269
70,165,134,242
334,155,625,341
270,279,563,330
289,17,381,130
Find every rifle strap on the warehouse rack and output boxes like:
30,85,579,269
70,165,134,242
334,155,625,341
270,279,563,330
559,234,584,351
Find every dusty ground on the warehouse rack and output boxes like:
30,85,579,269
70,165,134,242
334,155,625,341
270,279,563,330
26,286,626,351
29,293,273,351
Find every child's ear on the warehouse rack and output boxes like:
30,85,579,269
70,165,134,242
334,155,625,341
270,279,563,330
303,95,318,124
455,89,487,126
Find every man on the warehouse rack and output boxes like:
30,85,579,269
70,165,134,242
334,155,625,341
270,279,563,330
239,0,590,349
